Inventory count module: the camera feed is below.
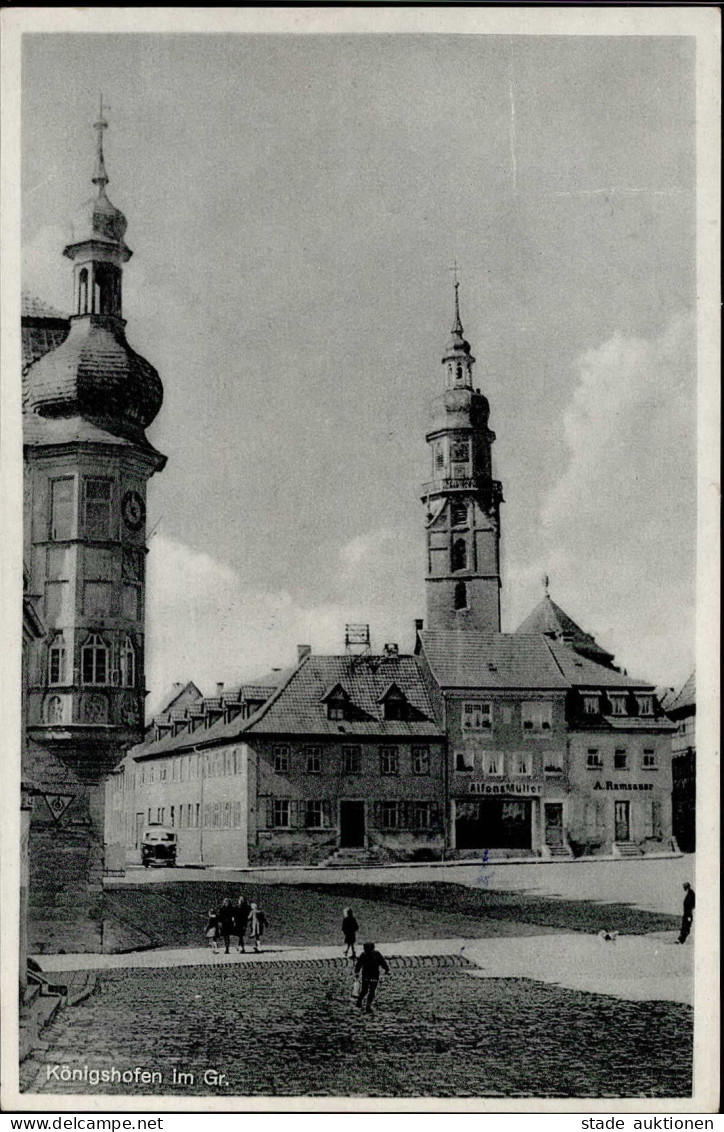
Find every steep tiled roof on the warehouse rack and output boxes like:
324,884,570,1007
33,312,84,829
145,681,203,727
514,595,614,665
22,292,69,371
22,291,68,320
546,641,653,690
666,670,696,715
418,631,569,690
211,654,443,741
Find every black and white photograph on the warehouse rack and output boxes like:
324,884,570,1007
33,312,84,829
1,5,719,1114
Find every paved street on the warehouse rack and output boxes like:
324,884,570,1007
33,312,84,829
112,854,694,916
22,955,692,1099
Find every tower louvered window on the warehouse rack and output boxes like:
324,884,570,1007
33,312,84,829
452,538,467,572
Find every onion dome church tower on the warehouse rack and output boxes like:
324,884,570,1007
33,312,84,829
422,282,503,632
22,106,165,950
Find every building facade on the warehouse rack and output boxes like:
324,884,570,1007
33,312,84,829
106,287,678,867
23,110,165,951
107,648,446,866
666,671,696,853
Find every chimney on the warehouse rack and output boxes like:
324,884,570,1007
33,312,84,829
216,682,224,696
297,644,312,663
384,643,399,657
415,619,424,632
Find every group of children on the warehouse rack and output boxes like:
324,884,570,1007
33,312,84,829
204,899,389,1013
205,896,268,954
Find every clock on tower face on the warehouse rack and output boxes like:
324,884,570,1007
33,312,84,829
121,490,145,532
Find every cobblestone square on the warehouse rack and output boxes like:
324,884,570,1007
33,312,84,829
23,956,692,1099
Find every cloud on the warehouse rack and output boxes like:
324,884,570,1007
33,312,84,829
506,311,696,686
22,225,71,312
144,529,423,703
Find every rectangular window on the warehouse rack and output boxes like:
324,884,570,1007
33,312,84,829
50,478,74,541
49,639,66,685
462,702,492,731
483,750,504,776
587,748,603,770
614,748,628,770
233,801,242,828
84,478,113,540
642,748,658,770
213,802,220,828
411,802,432,829
380,746,399,775
379,801,399,829
170,806,175,828
304,800,324,828
543,756,564,775
609,694,627,716
342,746,361,774
274,745,290,773
637,695,654,717
159,808,164,825
273,799,290,828
412,745,430,775
159,765,167,781
305,746,322,774
223,801,231,828
193,803,200,828
521,702,553,735
172,759,180,781
511,750,532,776
327,703,345,721
455,749,474,772
583,694,600,715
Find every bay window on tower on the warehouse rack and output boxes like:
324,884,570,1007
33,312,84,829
48,634,67,685
82,633,109,685
121,635,136,687
84,478,113,540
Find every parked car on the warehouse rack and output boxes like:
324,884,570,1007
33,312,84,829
141,827,177,868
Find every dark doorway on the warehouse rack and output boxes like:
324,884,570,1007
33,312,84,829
455,799,531,850
615,800,631,842
340,800,365,848
544,803,564,847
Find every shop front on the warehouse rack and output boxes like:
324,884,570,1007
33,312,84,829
452,781,543,854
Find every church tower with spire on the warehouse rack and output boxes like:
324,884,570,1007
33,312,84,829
22,106,165,948
422,282,503,632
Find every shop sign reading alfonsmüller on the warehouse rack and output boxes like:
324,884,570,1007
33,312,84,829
468,782,541,796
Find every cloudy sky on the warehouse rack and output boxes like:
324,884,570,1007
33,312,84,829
21,32,697,701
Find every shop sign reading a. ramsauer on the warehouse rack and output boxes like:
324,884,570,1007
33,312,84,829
592,781,654,791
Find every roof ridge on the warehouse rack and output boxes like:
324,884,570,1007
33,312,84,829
202,651,312,745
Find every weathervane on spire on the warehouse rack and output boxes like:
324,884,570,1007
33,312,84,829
92,94,110,190
449,259,463,335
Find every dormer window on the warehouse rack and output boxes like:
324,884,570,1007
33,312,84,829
379,684,407,722
637,695,654,717
582,693,600,715
323,683,349,722
609,694,627,716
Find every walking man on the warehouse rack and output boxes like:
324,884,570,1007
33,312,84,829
234,895,252,953
355,941,390,1014
677,882,695,944
218,898,235,955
